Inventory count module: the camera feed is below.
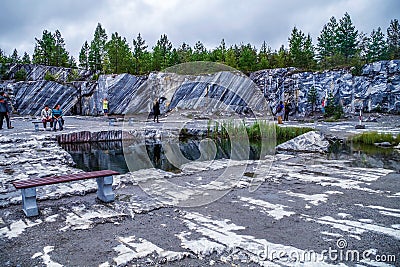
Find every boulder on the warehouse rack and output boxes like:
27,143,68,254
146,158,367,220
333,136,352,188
276,131,330,153
374,142,392,147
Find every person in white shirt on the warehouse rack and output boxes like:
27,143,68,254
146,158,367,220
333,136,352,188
41,105,53,129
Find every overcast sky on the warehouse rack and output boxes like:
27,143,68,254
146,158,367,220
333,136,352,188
0,0,398,59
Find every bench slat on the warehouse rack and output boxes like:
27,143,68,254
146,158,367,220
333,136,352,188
12,170,119,189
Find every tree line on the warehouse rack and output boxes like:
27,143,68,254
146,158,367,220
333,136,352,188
0,13,399,76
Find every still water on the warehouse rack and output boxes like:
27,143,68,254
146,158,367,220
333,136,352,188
61,139,400,174
61,138,264,174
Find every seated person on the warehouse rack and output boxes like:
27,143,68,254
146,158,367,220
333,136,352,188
41,105,53,129
52,104,63,131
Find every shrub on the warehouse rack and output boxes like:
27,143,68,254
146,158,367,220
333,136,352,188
333,103,344,120
44,71,57,81
14,68,27,81
67,69,80,82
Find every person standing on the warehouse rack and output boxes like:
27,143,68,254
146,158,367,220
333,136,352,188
41,105,53,129
0,93,7,130
276,101,284,124
321,98,325,114
153,99,160,123
284,101,291,121
0,92,13,129
52,104,63,131
102,98,109,116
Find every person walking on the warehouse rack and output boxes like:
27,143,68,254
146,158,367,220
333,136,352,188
52,104,63,131
153,99,160,123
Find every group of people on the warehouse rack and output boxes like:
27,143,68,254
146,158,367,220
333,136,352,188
0,91,13,130
0,90,65,131
275,101,291,124
41,104,64,131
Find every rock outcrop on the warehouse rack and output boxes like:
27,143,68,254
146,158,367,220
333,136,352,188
125,71,266,115
0,60,399,116
276,131,330,153
250,60,400,115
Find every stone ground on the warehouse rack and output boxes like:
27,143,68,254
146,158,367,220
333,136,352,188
0,114,399,266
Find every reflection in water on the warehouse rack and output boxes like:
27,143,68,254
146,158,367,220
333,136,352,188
61,138,265,174
328,142,400,172
62,139,400,174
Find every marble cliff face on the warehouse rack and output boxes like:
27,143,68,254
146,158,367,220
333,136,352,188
0,60,399,116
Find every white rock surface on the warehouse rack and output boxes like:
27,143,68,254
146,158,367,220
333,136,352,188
276,131,330,153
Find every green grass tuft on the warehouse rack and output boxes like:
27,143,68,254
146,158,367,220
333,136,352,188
210,120,313,142
350,131,400,145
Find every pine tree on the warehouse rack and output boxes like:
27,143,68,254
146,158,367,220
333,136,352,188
169,48,180,66
22,52,31,64
303,34,315,69
336,12,358,63
192,41,208,61
258,41,271,69
387,19,400,59
11,49,20,63
132,33,148,74
367,27,388,62
152,34,172,70
68,56,77,68
238,43,257,73
88,23,108,72
225,48,237,68
53,30,69,67
307,86,318,114
317,16,338,67
79,41,90,70
357,32,370,64
32,30,69,67
140,51,153,74
177,42,192,63
33,30,55,65
275,45,289,68
288,27,315,69
106,32,132,73
324,92,336,117
0,48,5,63
288,27,303,67
212,39,226,63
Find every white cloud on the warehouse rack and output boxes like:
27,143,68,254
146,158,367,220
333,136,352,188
0,0,398,59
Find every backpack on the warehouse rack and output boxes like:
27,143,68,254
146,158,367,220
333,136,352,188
276,104,283,113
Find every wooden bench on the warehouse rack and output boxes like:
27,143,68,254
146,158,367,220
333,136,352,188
12,170,120,217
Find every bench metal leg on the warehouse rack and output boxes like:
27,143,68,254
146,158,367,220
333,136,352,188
21,188,39,217
109,118,115,126
96,176,115,202
34,123,39,132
